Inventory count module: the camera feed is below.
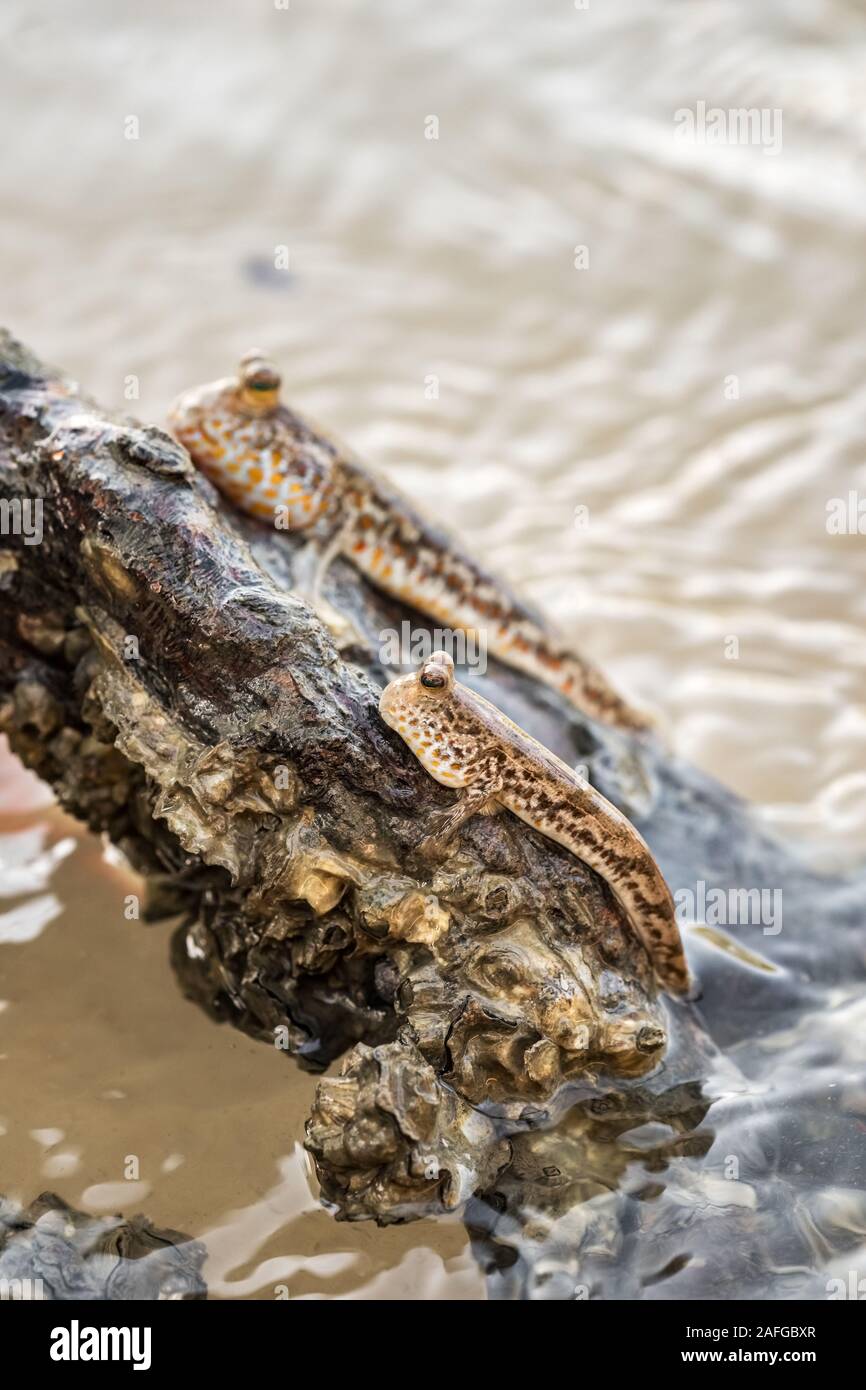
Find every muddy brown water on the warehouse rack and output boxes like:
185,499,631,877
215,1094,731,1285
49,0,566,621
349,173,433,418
1,0,865,1298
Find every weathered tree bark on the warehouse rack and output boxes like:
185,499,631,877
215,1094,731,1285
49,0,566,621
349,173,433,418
2,331,863,1264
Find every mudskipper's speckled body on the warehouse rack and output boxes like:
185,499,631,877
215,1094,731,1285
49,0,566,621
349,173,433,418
379,652,690,996
168,353,650,733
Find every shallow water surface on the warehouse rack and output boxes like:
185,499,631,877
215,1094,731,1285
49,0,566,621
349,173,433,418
1,0,865,1298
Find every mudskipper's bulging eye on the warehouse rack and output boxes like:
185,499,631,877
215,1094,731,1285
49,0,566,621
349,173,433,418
238,353,281,403
420,668,448,689
419,650,454,689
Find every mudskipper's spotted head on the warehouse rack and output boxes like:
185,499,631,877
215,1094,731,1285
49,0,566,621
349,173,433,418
168,350,283,462
167,350,284,492
379,650,455,721
379,652,465,786
167,353,334,527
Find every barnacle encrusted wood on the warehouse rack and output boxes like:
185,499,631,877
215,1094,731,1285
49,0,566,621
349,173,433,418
0,330,678,1223
0,1192,206,1301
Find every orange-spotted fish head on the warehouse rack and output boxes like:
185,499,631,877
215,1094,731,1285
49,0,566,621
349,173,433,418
168,350,280,452
168,352,333,529
379,652,468,788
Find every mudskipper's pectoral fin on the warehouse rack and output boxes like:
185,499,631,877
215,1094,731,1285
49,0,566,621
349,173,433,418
313,598,367,651
417,778,504,860
291,526,367,651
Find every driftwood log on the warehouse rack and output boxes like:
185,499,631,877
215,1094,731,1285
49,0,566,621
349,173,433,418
2,331,865,1285
0,330,690,1218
